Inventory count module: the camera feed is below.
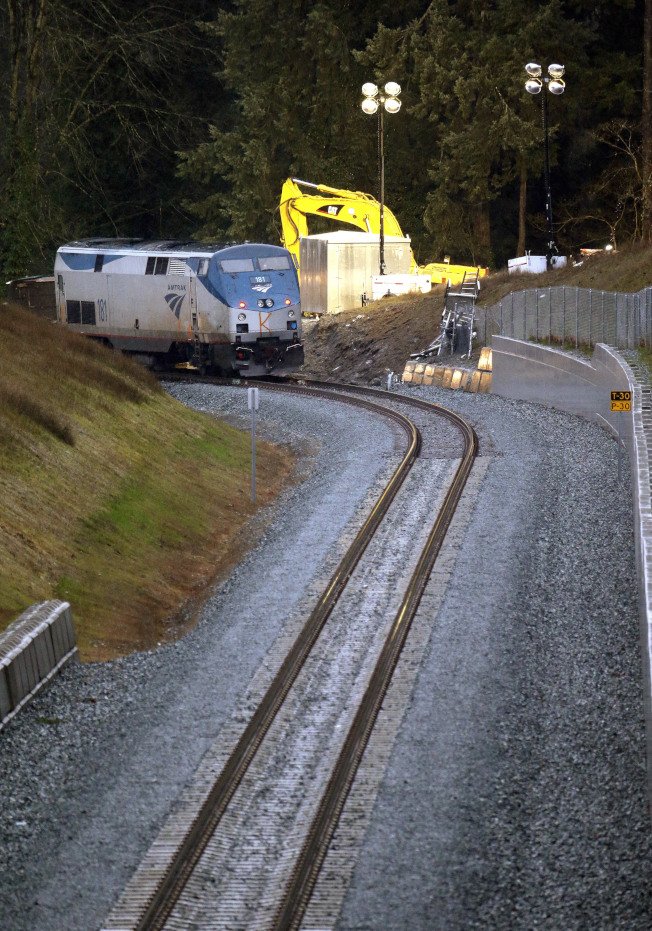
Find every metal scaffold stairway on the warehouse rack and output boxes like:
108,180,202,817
411,269,481,361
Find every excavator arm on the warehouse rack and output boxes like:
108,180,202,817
278,177,488,286
279,178,414,274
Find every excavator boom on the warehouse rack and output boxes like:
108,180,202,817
278,177,488,286
279,178,412,274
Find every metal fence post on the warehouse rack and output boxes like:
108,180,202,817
589,289,592,347
602,291,605,343
575,288,579,348
563,286,566,347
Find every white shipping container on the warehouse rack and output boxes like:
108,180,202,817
300,232,412,315
508,254,567,274
371,274,431,300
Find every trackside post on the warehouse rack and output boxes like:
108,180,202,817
248,387,260,502
610,390,631,483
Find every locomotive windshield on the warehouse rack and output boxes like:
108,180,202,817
259,256,291,271
219,256,292,274
219,259,255,273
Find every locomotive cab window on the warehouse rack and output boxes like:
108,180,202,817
258,256,290,271
94,254,104,272
145,256,169,275
197,258,209,276
219,258,254,273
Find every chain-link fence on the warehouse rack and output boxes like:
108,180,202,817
476,286,652,351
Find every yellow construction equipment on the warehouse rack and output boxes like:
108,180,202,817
278,178,488,286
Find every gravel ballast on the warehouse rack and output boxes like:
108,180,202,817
0,382,650,930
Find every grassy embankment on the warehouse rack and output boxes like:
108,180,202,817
0,305,295,660
475,240,652,309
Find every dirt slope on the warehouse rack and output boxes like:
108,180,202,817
300,288,447,385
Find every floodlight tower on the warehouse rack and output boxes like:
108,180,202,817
361,81,402,275
525,62,566,270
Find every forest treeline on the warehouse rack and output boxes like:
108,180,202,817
0,0,649,278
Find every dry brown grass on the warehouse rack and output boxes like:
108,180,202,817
477,241,652,309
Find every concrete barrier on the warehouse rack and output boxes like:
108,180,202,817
0,600,77,730
491,336,652,811
402,360,492,393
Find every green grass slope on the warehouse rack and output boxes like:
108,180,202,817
0,304,295,660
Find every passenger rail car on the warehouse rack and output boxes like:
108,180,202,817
54,239,304,376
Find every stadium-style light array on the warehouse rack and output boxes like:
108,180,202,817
361,82,402,275
525,63,566,270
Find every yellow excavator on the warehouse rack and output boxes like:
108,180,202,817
278,177,488,285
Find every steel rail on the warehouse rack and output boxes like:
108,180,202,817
271,385,478,931
129,384,421,931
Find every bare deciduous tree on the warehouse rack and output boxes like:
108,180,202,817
1,0,215,276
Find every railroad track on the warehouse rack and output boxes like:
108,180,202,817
102,379,478,931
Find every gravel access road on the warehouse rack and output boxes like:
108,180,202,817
0,382,651,931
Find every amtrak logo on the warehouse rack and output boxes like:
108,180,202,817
165,292,186,319
252,283,272,293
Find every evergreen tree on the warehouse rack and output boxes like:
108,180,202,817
0,0,217,278
178,0,402,245
361,0,597,266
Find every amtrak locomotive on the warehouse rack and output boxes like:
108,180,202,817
54,239,304,376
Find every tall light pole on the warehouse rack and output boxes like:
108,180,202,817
525,62,565,271
361,81,401,275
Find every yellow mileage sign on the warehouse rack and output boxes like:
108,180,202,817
611,390,632,412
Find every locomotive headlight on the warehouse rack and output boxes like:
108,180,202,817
265,298,274,308
285,299,292,306
238,312,246,321
287,310,295,318
238,301,246,308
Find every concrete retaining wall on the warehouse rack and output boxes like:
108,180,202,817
491,336,652,810
0,600,77,730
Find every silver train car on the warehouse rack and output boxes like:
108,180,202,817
54,239,304,376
